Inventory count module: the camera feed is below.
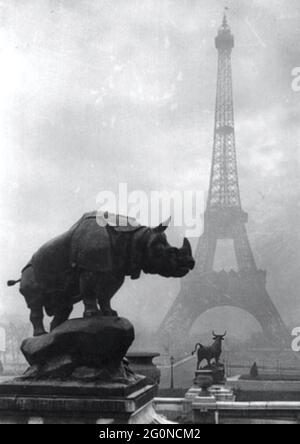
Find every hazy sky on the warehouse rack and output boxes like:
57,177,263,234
0,0,299,338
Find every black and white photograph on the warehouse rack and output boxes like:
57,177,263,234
0,0,300,426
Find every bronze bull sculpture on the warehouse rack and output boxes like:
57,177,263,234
192,331,226,369
8,211,195,336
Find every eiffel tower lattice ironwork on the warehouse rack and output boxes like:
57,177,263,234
159,14,288,347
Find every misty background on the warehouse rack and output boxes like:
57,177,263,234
0,0,299,346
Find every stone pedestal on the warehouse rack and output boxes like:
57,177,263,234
0,376,160,424
194,369,214,386
208,384,235,401
184,367,234,423
191,393,217,424
126,352,161,385
183,369,215,419
185,388,216,424
196,364,225,385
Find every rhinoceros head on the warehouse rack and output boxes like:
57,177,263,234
142,218,195,278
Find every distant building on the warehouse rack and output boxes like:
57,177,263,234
0,327,5,354
0,326,5,372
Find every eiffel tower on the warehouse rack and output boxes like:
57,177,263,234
159,13,289,347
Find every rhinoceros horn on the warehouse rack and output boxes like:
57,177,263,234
153,216,171,233
181,237,192,256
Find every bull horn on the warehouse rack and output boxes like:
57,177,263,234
222,331,227,337
181,237,192,255
212,330,216,337
153,216,171,233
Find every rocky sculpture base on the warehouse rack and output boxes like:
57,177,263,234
20,315,136,382
0,316,167,424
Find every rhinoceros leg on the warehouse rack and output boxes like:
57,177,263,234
20,266,47,337
50,303,73,331
30,306,47,337
97,277,125,317
80,270,100,317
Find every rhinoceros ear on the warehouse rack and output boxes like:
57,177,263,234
152,216,171,233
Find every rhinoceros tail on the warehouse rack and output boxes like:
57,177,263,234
7,279,21,287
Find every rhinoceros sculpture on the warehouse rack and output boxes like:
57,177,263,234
8,211,195,336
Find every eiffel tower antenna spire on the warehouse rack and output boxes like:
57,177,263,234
223,6,229,27
158,14,289,348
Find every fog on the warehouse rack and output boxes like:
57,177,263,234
0,0,299,344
